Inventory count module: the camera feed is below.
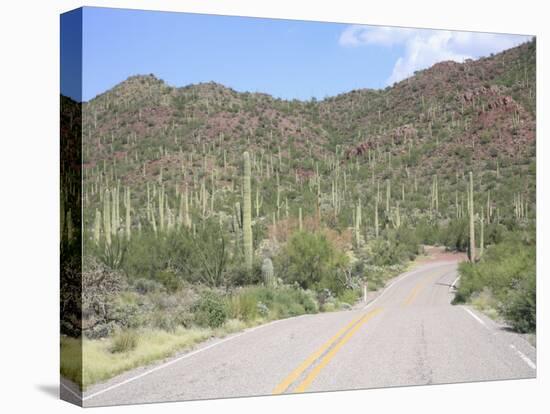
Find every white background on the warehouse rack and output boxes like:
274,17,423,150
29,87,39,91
0,0,547,412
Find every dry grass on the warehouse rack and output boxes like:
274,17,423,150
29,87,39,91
470,288,500,320
60,319,253,390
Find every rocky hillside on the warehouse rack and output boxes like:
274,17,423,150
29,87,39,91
74,39,535,251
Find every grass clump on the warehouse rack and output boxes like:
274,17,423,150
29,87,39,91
110,329,139,353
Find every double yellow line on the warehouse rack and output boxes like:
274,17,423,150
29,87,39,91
403,281,425,306
402,272,438,306
272,308,382,394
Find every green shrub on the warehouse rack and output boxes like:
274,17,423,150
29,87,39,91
110,330,139,353
322,302,336,312
453,236,535,333
287,303,306,316
227,286,320,320
229,290,259,321
155,269,181,292
193,291,228,328
151,311,177,332
338,289,360,306
133,278,164,294
369,228,420,266
499,269,536,333
277,231,348,294
442,219,468,252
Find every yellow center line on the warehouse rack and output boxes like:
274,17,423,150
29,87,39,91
403,273,439,306
294,308,383,393
403,281,425,306
271,312,367,394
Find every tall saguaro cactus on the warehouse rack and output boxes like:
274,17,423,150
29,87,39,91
374,195,379,238
103,188,112,246
124,187,131,241
242,151,253,272
355,200,362,247
385,179,391,214
94,209,101,245
468,171,476,262
479,207,485,258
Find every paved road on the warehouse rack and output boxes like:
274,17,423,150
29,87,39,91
71,260,536,407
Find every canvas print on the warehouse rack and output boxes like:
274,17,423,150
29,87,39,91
60,7,536,407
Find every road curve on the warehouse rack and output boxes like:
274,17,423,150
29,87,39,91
74,260,536,407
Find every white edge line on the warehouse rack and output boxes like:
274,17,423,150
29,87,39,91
83,316,300,401
462,306,489,329
363,261,458,310
449,275,461,292
60,382,82,400
510,344,537,370
85,261,458,401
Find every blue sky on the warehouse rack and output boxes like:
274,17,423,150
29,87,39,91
61,7,531,102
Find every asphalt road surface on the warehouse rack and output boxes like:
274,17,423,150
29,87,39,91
67,260,536,407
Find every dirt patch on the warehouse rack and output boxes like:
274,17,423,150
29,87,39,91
414,245,467,265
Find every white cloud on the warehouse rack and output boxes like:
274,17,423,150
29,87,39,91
339,25,532,85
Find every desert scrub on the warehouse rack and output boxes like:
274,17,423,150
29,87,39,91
470,288,500,320
277,230,349,294
228,285,319,321
337,289,361,306
61,318,260,390
453,237,535,333
193,290,228,328
81,257,126,339
110,329,139,353
61,328,212,389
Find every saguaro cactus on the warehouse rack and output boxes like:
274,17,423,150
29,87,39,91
374,196,379,238
93,209,101,245
184,187,191,228
242,151,253,272
261,257,275,287
479,207,485,258
255,186,263,217
385,179,391,213
355,201,362,247
124,187,131,241
468,171,476,262
158,184,165,232
103,189,112,246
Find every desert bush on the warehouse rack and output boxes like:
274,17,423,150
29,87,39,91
369,227,420,266
454,235,535,333
110,329,139,353
133,278,164,294
277,230,349,293
81,257,127,338
337,289,360,306
150,311,177,332
228,285,319,320
193,290,228,328
228,289,259,321
98,236,127,270
442,219,468,251
154,269,181,292
227,259,263,286
499,268,536,333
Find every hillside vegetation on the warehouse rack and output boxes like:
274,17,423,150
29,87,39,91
60,40,536,387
